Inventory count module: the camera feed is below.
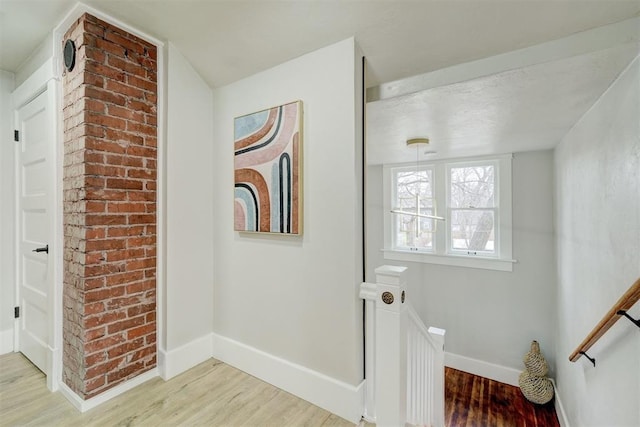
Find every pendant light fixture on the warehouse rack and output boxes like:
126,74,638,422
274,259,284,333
390,137,445,221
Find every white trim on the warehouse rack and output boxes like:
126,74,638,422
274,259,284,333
212,332,365,424
369,17,640,101
551,379,570,427
383,249,515,272
46,78,61,392
12,86,19,373
445,159,500,257
53,2,164,55
11,58,55,109
58,367,159,412
445,352,520,387
0,329,13,355
383,154,514,271
497,155,513,263
52,55,64,395
156,38,167,378
12,67,59,392
159,334,213,380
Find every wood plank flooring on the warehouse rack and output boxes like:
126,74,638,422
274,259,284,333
445,367,560,427
0,353,360,427
1,353,560,427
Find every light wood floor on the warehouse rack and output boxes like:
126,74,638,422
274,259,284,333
1,352,561,427
0,352,362,427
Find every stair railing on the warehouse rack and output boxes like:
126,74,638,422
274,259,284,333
360,265,445,427
569,277,640,366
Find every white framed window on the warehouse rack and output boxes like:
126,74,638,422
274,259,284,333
391,165,435,252
447,160,498,256
383,155,514,271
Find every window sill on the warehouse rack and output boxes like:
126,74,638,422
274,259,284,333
382,249,516,272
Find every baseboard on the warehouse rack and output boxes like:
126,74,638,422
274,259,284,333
551,379,570,427
59,367,158,412
0,328,13,355
159,334,213,380
445,352,520,387
211,332,364,424
446,353,569,424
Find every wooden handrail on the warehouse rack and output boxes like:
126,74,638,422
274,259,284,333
569,277,640,363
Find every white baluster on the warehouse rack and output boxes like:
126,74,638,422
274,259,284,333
429,327,446,427
361,267,446,427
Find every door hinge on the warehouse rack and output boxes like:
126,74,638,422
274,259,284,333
14,130,19,142
14,306,20,318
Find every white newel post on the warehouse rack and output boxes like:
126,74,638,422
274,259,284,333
362,265,446,427
374,265,408,427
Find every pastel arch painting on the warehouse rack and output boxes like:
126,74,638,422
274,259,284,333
234,101,302,234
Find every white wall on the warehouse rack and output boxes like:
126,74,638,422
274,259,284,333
15,32,53,88
366,150,557,379
554,55,639,427
211,38,364,386
162,43,214,374
0,70,16,354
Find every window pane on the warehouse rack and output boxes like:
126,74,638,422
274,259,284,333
450,209,495,252
395,210,434,250
417,209,434,250
450,165,495,208
417,216,434,249
393,167,434,251
395,169,433,206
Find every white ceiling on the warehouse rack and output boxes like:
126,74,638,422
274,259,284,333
1,0,639,89
366,43,640,164
0,1,638,163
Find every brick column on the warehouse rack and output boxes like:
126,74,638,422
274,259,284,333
62,13,157,399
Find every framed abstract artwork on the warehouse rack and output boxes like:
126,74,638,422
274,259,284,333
234,100,303,235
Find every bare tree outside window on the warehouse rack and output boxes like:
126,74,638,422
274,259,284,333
394,168,434,250
388,157,510,266
449,165,495,253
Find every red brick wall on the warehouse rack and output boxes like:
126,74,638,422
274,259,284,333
62,13,157,399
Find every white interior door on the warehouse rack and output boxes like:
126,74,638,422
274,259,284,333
15,88,54,375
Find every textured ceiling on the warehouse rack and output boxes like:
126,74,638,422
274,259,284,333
1,0,639,88
1,1,638,162
366,44,639,164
